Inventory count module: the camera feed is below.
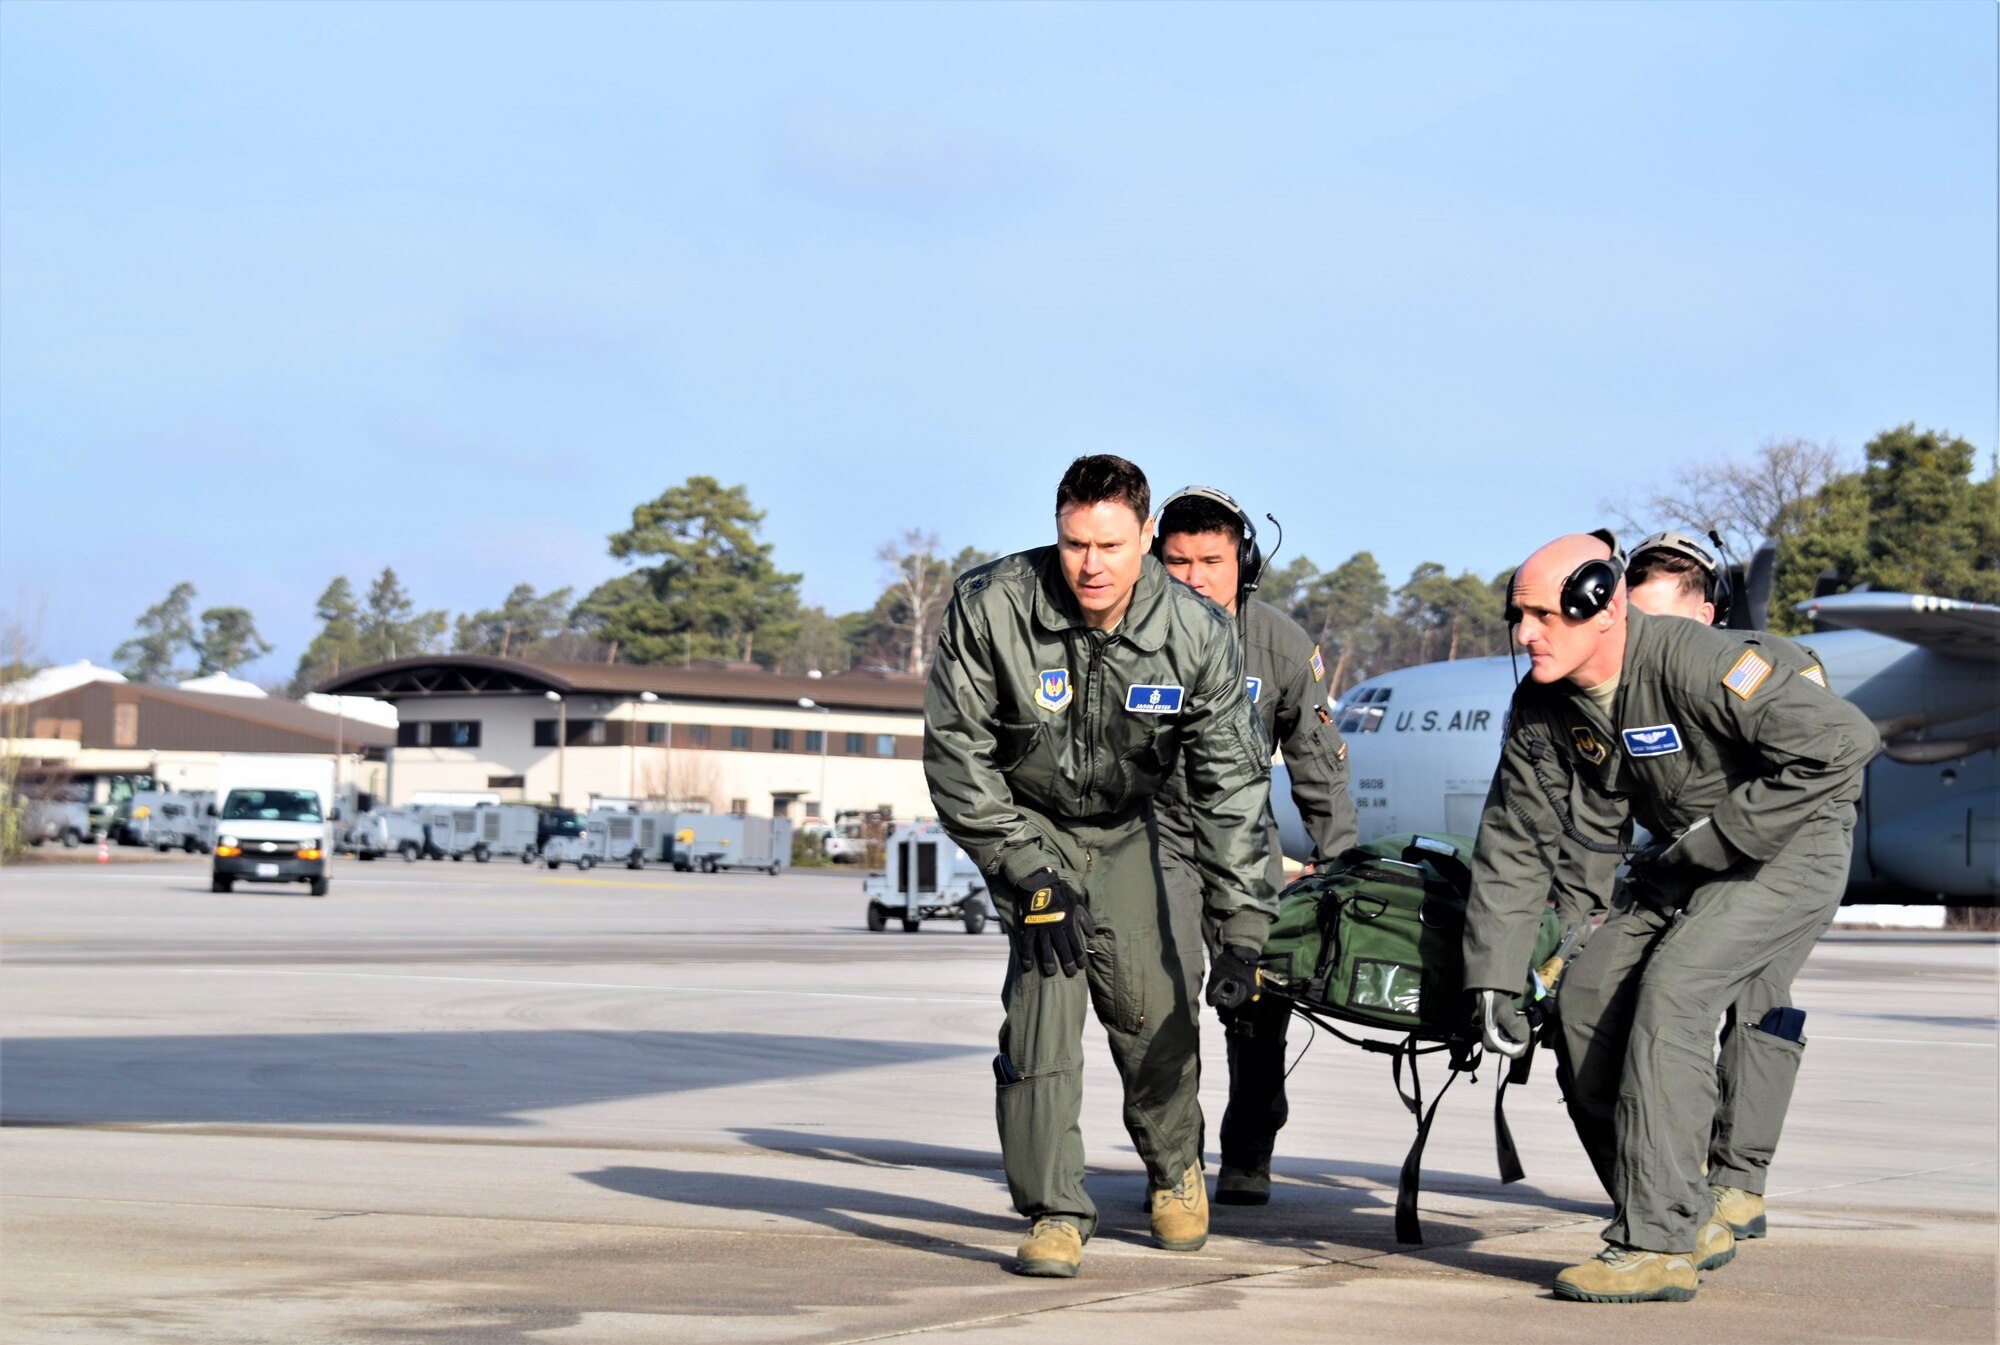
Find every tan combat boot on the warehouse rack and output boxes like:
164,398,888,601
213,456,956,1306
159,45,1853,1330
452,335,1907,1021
1014,1217,1083,1278
1711,1184,1767,1239
1150,1162,1209,1251
1553,1245,1698,1303
1696,1216,1736,1271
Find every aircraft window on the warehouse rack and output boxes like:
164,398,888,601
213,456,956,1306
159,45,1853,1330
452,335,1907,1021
1361,705,1388,734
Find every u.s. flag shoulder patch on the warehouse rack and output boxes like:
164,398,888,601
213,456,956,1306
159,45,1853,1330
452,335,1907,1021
1800,664,1827,688
1722,649,1774,700
1310,646,1325,681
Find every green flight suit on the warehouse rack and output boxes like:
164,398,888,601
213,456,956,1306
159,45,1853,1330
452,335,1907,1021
1155,598,1357,1175
1463,609,1876,1254
924,549,1274,1236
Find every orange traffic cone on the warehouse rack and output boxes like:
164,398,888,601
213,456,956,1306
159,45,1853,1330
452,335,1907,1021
96,838,109,863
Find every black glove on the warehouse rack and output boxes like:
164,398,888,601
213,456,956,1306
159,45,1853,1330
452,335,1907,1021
1206,944,1264,1016
1629,817,1740,886
1012,868,1095,977
1479,989,1531,1060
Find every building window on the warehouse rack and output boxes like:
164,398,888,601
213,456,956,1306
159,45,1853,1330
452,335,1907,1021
874,734,895,757
113,703,139,747
533,719,558,747
644,723,667,745
487,774,525,789
688,724,710,747
730,726,750,749
398,720,483,749
844,732,863,754
579,720,607,745
804,799,821,819
805,730,823,753
729,797,748,815
772,728,792,751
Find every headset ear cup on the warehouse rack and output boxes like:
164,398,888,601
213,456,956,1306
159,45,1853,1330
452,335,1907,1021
1241,537,1264,592
1561,559,1619,621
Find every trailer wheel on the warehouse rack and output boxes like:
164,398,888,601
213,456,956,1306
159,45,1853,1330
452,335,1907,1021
547,859,561,870
901,917,921,933
308,877,329,898
473,844,491,864
451,852,464,862
184,836,200,854
400,842,419,862
766,861,781,876
358,851,376,861
963,906,988,935
211,876,234,893
627,854,645,870
521,848,536,864
63,829,81,849
867,902,888,932
578,854,595,871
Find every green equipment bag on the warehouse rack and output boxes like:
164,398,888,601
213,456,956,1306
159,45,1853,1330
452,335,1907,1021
1258,832,1565,1244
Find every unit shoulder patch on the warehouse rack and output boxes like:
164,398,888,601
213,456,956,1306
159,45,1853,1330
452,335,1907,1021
1621,723,1684,758
1125,683,1185,714
1035,668,1072,712
1722,649,1774,700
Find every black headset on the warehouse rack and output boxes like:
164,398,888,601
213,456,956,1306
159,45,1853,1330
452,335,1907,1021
1153,485,1267,594
1561,528,1627,620
1629,528,1733,626
1505,527,1626,625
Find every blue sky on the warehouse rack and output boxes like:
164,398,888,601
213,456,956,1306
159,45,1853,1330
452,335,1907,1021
2,1,1993,683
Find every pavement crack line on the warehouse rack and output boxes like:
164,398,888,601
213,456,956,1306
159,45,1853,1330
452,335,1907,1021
164,966,996,1006
1774,1157,1997,1198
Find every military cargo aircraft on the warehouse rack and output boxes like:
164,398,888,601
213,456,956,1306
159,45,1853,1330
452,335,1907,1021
1273,589,1999,905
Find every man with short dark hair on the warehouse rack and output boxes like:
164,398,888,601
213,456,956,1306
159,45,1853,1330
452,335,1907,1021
1613,529,1832,1246
924,454,1276,1278
1151,485,1357,1206
1464,531,1876,1303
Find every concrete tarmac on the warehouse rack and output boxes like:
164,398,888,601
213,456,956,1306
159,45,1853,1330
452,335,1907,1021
2,856,1993,1344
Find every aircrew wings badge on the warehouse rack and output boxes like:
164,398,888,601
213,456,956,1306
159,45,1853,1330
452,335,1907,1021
1571,726,1608,765
1722,649,1774,700
1035,669,1072,712
1310,646,1326,681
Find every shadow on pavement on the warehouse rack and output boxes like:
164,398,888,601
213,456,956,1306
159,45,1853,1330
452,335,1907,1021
580,1163,1017,1267
1,1030,981,1128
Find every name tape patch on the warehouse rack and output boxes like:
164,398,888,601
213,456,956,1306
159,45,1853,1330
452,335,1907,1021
1722,649,1774,700
1622,723,1684,758
1245,676,1262,704
1126,684,1185,714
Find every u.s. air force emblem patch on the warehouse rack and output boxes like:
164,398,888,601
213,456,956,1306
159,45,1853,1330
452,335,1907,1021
1035,668,1071,712
1571,725,1608,765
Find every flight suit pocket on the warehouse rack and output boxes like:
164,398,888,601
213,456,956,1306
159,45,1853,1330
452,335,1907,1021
1084,922,1146,1035
992,720,1044,772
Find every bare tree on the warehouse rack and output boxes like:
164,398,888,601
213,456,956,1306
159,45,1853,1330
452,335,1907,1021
876,530,951,677
1603,436,1852,558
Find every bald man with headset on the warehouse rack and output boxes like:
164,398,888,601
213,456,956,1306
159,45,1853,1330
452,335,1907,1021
1463,530,1876,1304
1150,485,1358,1207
